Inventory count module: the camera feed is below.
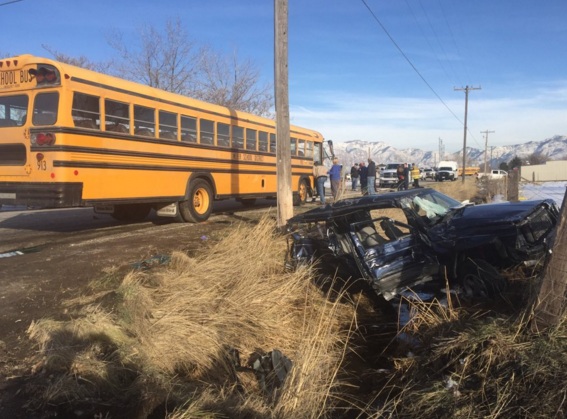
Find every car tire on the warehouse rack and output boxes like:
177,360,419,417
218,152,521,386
457,258,506,299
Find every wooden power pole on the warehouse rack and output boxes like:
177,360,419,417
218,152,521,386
274,0,293,228
481,129,494,175
455,86,481,183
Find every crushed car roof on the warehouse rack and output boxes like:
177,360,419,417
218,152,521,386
287,188,460,223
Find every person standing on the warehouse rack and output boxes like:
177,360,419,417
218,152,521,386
328,157,342,201
403,163,410,190
359,162,368,195
367,158,377,195
411,163,420,188
350,163,360,191
313,162,328,204
396,164,405,190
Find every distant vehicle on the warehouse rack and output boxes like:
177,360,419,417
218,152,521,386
422,168,435,180
435,161,458,181
286,188,559,300
481,170,508,180
379,163,404,188
458,167,481,177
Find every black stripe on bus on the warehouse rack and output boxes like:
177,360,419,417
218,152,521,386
36,145,311,172
52,160,310,177
31,126,315,164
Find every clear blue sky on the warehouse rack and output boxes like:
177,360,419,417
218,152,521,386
2,0,566,152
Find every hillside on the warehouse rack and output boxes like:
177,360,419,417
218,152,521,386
331,135,567,168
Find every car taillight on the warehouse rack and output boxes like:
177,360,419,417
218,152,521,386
31,132,56,146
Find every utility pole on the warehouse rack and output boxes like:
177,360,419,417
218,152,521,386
274,0,292,228
454,85,481,182
481,129,494,174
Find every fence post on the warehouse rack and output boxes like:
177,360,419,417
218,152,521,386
507,168,520,201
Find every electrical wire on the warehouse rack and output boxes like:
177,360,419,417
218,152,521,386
0,0,23,6
360,0,462,125
361,0,488,151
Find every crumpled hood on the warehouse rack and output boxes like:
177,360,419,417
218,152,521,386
450,200,554,226
427,199,557,251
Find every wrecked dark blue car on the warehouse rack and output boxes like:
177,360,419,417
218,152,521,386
286,188,558,300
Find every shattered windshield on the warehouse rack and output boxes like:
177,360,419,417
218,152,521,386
407,190,462,223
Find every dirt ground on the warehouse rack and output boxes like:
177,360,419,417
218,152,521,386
0,180,479,418
0,199,283,418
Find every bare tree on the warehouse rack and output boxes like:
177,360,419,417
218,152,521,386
42,45,112,73
527,152,549,166
107,19,202,97
195,48,273,117
107,19,273,116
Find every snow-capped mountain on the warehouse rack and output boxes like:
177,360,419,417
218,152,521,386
329,135,567,168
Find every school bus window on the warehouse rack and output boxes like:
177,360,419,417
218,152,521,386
134,105,155,137
0,95,28,127
72,92,99,129
159,110,177,140
217,122,230,147
32,92,58,126
232,125,244,149
269,133,276,153
305,140,313,158
200,119,214,145
258,131,268,152
314,143,322,164
290,137,297,156
297,139,305,156
246,128,257,151
180,115,196,142
105,99,129,133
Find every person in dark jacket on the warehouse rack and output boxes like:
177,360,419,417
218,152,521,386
403,163,410,190
366,158,377,195
359,162,368,195
350,163,360,191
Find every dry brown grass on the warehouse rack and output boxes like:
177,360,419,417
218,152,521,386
26,215,360,418
24,179,567,418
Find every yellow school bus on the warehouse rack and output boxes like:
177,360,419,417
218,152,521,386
457,167,480,177
0,55,324,222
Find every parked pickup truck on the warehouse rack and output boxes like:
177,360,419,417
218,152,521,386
481,170,508,180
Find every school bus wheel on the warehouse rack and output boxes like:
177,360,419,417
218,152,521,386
294,179,309,206
179,179,213,223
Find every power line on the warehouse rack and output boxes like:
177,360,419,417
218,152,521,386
0,0,23,6
360,0,462,125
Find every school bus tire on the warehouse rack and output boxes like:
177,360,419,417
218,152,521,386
294,179,309,206
179,179,213,223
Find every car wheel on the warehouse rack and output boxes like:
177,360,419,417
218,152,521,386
457,258,506,299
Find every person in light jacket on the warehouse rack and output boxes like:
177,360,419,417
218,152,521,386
313,162,328,204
